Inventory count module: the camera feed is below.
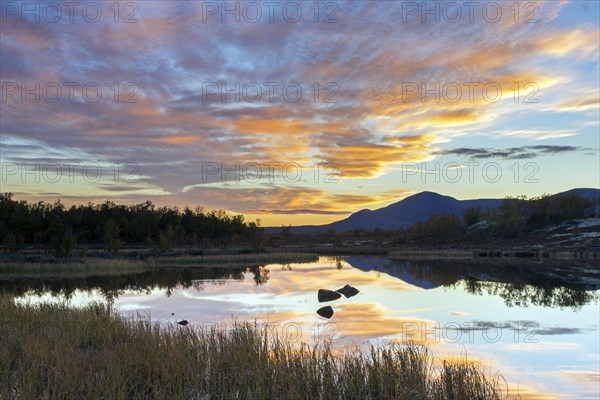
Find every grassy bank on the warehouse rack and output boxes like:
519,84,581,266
0,298,514,400
0,258,147,279
0,252,318,280
149,251,319,268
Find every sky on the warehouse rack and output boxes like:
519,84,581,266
1,0,599,226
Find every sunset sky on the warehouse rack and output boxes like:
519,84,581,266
1,0,599,226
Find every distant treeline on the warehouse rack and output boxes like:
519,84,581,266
0,193,267,256
285,193,599,245
395,192,598,242
1,192,598,256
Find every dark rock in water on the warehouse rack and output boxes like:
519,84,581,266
316,306,334,319
336,284,359,298
318,289,342,303
177,320,189,326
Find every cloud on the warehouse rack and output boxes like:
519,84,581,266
450,311,468,316
325,303,435,344
494,129,579,141
555,95,600,113
449,320,588,336
528,28,600,57
435,145,592,160
2,0,598,211
558,370,600,385
173,185,413,215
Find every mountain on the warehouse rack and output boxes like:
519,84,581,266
273,188,599,233
559,188,600,200
319,191,502,231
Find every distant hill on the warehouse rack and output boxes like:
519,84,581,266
271,188,600,234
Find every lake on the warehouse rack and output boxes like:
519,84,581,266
10,256,600,399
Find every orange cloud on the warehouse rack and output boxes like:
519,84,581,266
177,185,413,216
158,135,199,144
3,0,598,219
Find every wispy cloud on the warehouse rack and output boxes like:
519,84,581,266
436,145,593,160
1,0,598,214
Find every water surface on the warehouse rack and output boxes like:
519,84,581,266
11,257,600,399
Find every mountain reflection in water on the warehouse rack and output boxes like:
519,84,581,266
2,258,598,310
363,257,600,310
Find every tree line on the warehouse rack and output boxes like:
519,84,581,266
0,193,267,256
392,192,597,243
1,192,597,256
288,193,598,245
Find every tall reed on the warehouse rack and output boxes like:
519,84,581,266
0,297,515,400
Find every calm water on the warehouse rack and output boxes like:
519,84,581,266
11,257,600,399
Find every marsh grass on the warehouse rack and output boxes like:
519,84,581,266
0,252,317,280
0,297,516,400
0,258,147,279
150,252,319,268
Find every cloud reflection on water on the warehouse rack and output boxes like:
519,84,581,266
11,256,599,399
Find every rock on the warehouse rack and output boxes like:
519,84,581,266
177,320,189,326
318,289,342,303
336,284,359,298
316,306,334,319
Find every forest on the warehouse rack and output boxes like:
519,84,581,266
0,193,263,256
1,192,597,256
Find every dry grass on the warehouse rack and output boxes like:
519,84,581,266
149,252,319,268
0,297,516,400
0,258,147,279
0,252,318,280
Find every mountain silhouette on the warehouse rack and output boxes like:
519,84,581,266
276,188,599,233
